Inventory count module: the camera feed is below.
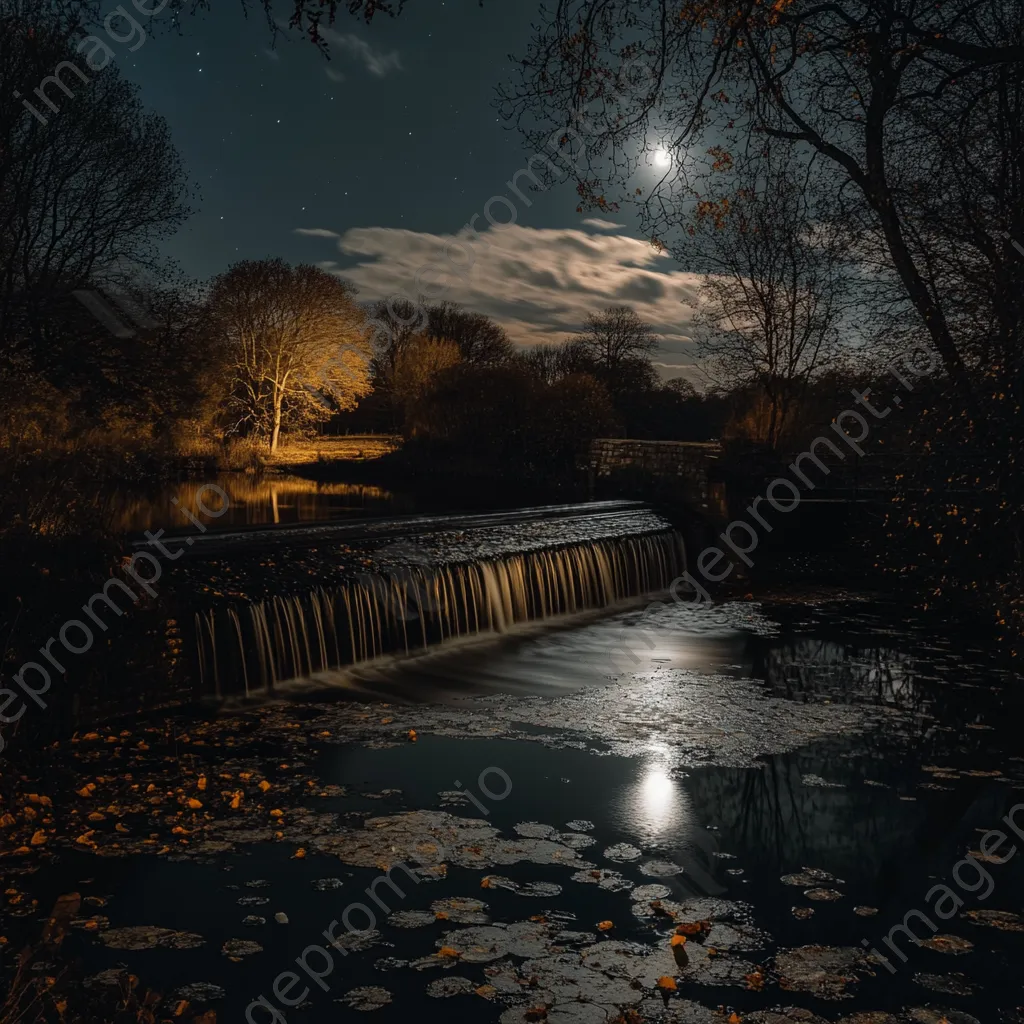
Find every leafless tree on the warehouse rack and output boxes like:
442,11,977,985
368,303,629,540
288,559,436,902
0,6,191,366
208,260,371,451
425,301,514,365
498,0,1024,392
570,306,657,374
694,151,850,447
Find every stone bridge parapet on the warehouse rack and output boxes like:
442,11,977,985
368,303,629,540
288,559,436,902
587,439,725,515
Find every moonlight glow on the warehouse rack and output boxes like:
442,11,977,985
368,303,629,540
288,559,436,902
654,149,671,167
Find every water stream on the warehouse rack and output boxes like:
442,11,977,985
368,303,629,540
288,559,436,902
194,530,686,697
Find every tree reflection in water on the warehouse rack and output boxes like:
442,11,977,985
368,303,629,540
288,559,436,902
99,472,399,533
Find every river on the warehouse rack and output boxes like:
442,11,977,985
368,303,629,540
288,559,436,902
3,501,1021,1024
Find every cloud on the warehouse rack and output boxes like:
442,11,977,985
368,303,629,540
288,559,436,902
322,29,402,76
324,67,345,83
293,222,701,374
582,217,626,230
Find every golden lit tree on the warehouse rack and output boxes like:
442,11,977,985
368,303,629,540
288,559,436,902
208,259,371,451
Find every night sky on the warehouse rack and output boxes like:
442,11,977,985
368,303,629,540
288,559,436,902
123,1,700,377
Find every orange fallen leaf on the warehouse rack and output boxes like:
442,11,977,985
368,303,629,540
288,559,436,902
187,798,202,810
597,920,614,931
197,776,207,791
656,976,677,991
269,809,283,819
675,920,707,935
293,847,306,859
437,946,460,958
407,729,417,742
29,830,47,846
670,934,687,947
258,780,271,792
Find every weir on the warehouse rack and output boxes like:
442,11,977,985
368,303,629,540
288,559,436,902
184,504,686,697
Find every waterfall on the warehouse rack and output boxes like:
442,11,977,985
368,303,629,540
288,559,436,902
193,530,685,695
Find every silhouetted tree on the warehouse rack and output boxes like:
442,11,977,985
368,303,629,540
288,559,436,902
570,306,658,374
499,0,1024,389
0,6,191,369
694,150,849,448
425,301,514,365
391,335,461,435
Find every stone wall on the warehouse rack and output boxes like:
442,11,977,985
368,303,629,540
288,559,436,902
587,439,724,513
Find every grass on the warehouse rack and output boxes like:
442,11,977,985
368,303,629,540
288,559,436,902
268,434,401,466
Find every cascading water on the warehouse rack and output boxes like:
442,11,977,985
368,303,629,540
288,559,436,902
193,530,686,697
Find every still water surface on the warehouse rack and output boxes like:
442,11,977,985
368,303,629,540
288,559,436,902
101,471,404,533
11,598,1023,1022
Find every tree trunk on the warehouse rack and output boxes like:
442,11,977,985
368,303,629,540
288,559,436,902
270,394,282,453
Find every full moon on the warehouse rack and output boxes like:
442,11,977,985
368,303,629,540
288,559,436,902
654,149,671,167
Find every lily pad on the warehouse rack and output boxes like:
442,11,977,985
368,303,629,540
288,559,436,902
338,986,392,1011
571,867,634,892
781,868,838,887
919,934,974,954
514,821,556,838
631,884,671,902
804,888,843,902
430,897,489,924
425,975,475,997
640,860,683,877
913,972,976,996
221,938,263,957
773,944,868,1000
99,926,204,951
388,910,437,928
907,1010,980,1024
482,876,562,898
960,908,1024,931
174,983,225,1002
603,843,643,862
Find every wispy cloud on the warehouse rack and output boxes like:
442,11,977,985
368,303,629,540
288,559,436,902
582,217,627,230
322,29,402,77
325,67,345,83
294,222,701,377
